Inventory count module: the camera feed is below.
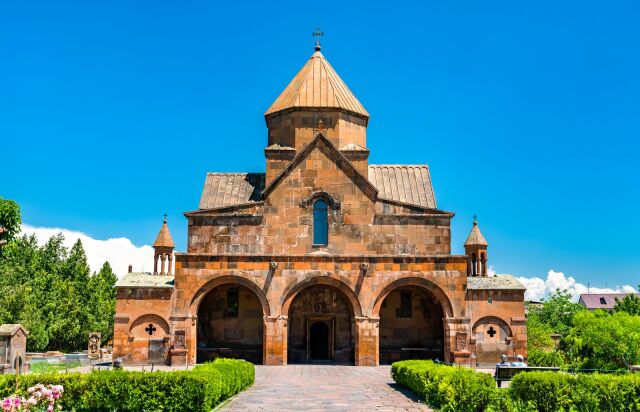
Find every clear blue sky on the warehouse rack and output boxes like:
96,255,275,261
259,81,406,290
2,1,639,286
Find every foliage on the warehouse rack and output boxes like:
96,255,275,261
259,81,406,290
0,231,118,352
528,289,584,337
0,197,21,247
527,348,565,367
615,289,640,316
563,310,640,370
510,371,640,412
526,315,555,353
391,360,496,412
0,359,254,412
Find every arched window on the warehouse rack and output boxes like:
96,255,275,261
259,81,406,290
313,199,328,245
471,253,477,276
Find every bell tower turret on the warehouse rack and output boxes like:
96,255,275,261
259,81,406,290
465,216,488,277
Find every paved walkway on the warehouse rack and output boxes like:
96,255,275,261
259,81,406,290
221,365,432,411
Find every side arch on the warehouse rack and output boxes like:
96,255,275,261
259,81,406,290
189,275,272,317
472,316,513,337
280,275,363,317
371,277,454,318
129,314,170,338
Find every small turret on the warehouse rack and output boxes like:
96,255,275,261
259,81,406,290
153,215,175,275
465,216,488,277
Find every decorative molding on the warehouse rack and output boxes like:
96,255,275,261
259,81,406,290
300,191,341,210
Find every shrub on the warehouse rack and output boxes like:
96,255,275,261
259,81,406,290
0,358,254,412
527,348,565,367
510,371,640,412
392,360,496,412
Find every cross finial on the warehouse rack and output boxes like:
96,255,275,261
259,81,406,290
312,27,324,51
163,213,167,224
473,214,477,225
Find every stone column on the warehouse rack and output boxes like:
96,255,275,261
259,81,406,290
264,315,287,365
354,316,378,366
160,254,166,275
167,254,173,275
153,254,159,274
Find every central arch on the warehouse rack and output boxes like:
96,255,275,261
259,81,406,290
196,280,267,364
286,282,357,364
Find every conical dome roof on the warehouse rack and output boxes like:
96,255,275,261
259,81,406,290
153,218,175,248
265,49,369,119
465,221,488,247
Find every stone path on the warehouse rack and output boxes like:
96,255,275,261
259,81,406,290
221,365,432,411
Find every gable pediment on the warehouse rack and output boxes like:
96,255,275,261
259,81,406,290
262,133,378,202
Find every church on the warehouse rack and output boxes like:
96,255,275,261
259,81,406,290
113,42,527,367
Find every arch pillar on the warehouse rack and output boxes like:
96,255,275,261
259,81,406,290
354,316,378,366
264,315,288,365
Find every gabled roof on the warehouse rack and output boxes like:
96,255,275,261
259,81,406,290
465,221,488,246
265,50,369,120
198,173,265,210
467,275,525,290
261,132,378,198
368,165,437,209
579,293,640,310
153,219,175,248
0,324,28,336
116,272,175,289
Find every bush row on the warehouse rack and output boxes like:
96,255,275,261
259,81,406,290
510,371,640,412
391,360,496,412
392,360,640,412
0,358,254,412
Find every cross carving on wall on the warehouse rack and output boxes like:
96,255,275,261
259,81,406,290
145,324,157,336
487,326,497,338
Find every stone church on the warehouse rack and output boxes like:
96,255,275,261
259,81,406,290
114,43,527,367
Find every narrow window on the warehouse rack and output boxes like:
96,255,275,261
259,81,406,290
471,253,477,276
313,199,328,245
599,297,606,305
226,287,239,318
397,291,412,318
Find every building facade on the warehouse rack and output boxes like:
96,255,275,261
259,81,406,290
114,45,527,367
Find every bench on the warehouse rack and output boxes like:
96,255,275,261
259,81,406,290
495,366,560,387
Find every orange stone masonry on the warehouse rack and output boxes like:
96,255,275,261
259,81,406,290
114,44,526,367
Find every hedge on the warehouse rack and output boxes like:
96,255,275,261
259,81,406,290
392,361,640,412
510,371,640,412
0,358,254,412
391,360,496,412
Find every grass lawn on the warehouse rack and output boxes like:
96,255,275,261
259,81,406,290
29,361,82,374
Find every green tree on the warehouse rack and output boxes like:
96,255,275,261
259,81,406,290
564,310,640,369
90,261,118,343
0,197,21,248
530,288,584,336
614,288,640,316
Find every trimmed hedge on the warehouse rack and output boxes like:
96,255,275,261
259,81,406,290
391,360,496,412
510,371,640,412
393,361,640,412
0,358,254,411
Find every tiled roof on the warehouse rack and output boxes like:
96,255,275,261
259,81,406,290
265,50,369,119
153,220,174,248
116,273,175,288
465,222,488,246
368,165,436,208
467,275,526,290
199,173,265,210
579,293,640,310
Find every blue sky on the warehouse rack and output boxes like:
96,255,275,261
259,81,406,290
2,1,639,289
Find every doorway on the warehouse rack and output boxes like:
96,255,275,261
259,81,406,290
309,321,331,360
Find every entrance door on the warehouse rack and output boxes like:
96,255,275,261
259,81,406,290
309,322,329,359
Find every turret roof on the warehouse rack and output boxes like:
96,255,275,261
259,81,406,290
265,49,369,119
465,220,488,246
153,218,175,248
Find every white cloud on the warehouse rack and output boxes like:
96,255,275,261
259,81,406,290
20,224,155,277
516,269,637,302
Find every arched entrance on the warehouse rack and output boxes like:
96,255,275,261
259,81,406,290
378,286,445,364
197,283,264,364
288,285,355,364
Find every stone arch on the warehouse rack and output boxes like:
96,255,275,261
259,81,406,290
472,316,513,338
371,277,454,318
189,275,271,317
281,275,363,317
472,316,514,367
129,314,170,339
